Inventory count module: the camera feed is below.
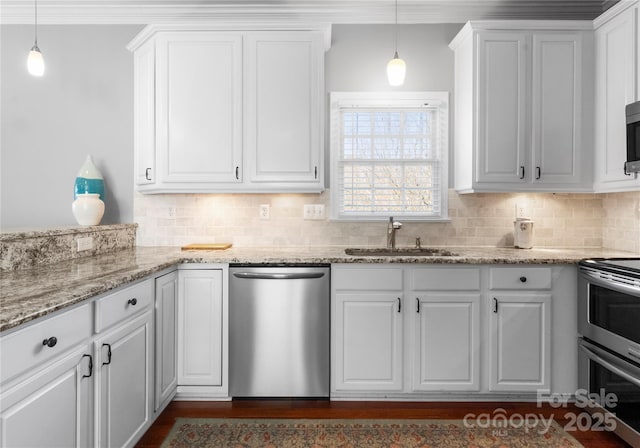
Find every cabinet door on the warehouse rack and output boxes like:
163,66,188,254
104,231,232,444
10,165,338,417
95,311,153,448
476,32,528,184
489,294,551,392
156,32,242,184
245,32,323,186
334,293,403,391
178,269,223,386
154,271,178,411
412,294,480,392
531,33,583,185
134,40,155,186
0,345,92,448
595,7,640,189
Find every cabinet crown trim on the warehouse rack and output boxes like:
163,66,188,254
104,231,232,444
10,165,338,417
127,23,332,52
449,19,593,50
593,0,639,28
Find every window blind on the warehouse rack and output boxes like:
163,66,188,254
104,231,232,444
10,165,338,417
332,99,447,220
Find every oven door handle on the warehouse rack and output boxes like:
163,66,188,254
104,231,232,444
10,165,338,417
580,342,640,388
580,270,640,297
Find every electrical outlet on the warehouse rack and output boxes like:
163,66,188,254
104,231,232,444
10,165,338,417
77,236,94,252
515,204,527,218
304,204,325,220
167,207,176,218
259,204,270,220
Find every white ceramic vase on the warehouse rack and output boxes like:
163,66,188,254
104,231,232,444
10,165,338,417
72,193,105,226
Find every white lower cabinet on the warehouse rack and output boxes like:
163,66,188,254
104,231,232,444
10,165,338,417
410,267,481,392
176,266,228,399
334,293,404,392
332,264,575,399
489,294,551,392
0,344,93,448
332,266,404,393
332,265,482,396
154,271,178,411
94,294,154,448
413,294,481,392
92,279,154,448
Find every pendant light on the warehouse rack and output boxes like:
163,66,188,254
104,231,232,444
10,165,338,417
386,0,405,86
27,0,44,77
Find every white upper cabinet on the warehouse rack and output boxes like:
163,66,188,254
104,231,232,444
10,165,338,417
450,22,594,193
128,25,329,193
594,1,640,192
245,32,323,185
157,32,243,185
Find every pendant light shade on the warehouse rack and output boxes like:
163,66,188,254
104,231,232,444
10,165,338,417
387,0,405,86
28,45,45,76
387,51,406,86
27,0,44,77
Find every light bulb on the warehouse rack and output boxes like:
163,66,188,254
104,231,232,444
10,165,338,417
28,45,45,77
387,52,406,86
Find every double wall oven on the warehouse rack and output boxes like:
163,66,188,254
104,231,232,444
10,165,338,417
578,259,640,446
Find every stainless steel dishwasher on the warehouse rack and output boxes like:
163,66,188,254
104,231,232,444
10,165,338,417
229,265,330,398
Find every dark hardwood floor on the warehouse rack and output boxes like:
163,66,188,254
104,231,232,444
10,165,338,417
135,400,631,447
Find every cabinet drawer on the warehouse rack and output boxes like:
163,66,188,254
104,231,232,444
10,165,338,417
95,280,152,332
332,267,403,291
0,304,92,384
410,267,480,291
489,267,552,290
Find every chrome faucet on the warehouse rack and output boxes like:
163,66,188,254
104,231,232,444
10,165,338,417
387,217,403,249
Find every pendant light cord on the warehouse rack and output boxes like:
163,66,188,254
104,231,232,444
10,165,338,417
34,0,38,46
394,0,398,53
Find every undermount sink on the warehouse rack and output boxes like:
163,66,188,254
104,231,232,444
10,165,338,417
345,247,459,257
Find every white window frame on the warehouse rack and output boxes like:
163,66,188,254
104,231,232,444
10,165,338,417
330,91,449,221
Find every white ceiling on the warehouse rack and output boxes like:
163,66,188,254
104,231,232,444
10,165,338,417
0,0,620,25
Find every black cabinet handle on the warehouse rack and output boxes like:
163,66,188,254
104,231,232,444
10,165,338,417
235,166,239,180
493,298,498,313
42,337,57,348
102,343,112,366
127,298,138,306
314,166,318,179
82,354,93,378
520,276,527,283
535,166,541,180
416,298,420,313
397,297,401,313
519,166,525,180
145,167,151,181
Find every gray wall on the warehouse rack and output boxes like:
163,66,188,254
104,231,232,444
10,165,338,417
0,23,461,230
1,25,143,229
327,24,461,91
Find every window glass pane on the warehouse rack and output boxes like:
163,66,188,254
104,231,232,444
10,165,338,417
333,94,447,219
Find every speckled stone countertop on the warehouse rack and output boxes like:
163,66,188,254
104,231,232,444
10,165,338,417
1,245,635,333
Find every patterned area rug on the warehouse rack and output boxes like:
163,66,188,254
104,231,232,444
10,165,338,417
160,418,584,447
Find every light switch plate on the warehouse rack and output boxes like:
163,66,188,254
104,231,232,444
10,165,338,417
303,204,325,220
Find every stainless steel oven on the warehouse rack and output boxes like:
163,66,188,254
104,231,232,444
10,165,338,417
578,259,640,446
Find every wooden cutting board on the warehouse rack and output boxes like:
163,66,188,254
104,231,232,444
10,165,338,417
181,243,232,251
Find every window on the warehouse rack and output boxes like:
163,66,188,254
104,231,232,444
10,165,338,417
330,92,449,221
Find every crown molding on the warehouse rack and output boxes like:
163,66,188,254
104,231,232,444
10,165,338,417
593,0,638,27
0,0,619,25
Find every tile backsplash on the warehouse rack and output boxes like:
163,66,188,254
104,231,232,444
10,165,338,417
134,190,630,250
602,191,640,254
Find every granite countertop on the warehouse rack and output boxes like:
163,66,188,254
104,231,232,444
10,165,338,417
1,245,635,333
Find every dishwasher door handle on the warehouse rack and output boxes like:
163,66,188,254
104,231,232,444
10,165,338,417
232,272,326,280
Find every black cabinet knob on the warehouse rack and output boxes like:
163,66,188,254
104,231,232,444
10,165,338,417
128,298,137,306
519,276,527,283
42,337,57,348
